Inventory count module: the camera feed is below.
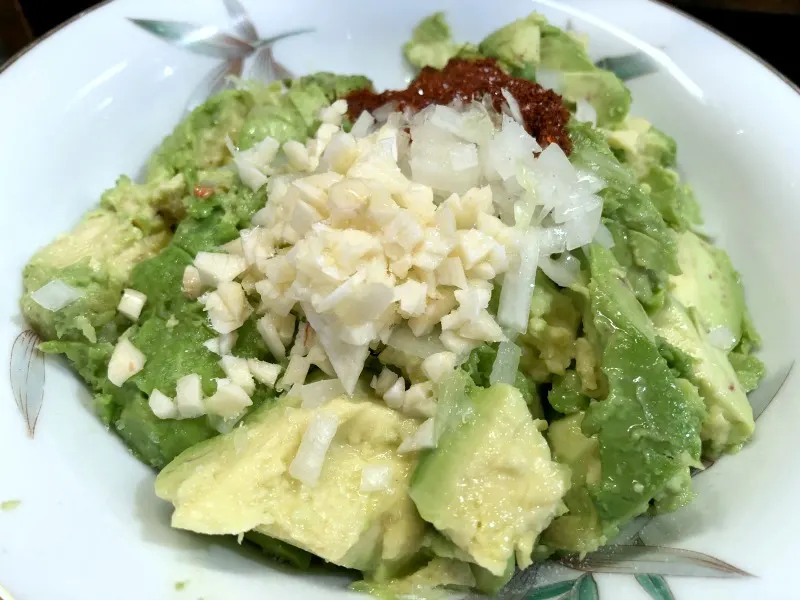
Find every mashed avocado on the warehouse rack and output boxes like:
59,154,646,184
19,12,766,599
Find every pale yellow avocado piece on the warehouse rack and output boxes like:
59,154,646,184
669,230,746,346
542,412,606,553
410,383,570,576
155,393,426,570
652,298,754,456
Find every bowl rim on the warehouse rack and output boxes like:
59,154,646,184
1,0,797,98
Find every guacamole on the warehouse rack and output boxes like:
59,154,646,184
20,12,765,599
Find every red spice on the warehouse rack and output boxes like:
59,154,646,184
345,58,572,154
193,184,215,199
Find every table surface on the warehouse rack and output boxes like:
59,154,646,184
2,2,798,85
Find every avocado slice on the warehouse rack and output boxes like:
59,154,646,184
653,298,755,457
409,377,569,576
542,412,606,553
669,230,747,347
155,393,426,571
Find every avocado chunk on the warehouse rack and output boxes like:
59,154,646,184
653,298,754,457
583,245,704,525
669,230,750,349
560,71,631,127
542,412,606,553
569,120,679,310
409,375,569,576
607,117,677,177
155,393,426,572
21,209,170,342
403,12,461,70
479,13,542,72
147,88,254,182
518,273,582,382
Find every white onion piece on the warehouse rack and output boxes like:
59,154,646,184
360,465,392,492
540,253,581,288
536,70,563,93
299,378,346,409
501,88,525,125
707,326,737,351
575,99,598,126
303,304,370,395
538,227,568,257
387,325,446,359
498,230,539,334
30,279,82,312
398,418,436,454
289,411,339,487
564,204,603,251
371,102,399,123
490,341,522,386
593,222,615,249
350,110,375,138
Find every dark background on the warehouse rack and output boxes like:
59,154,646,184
3,1,800,85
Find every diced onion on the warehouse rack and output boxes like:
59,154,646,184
387,325,447,359
593,222,615,249
539,253,581,288
501,88,525,124
30,279,82,312
535,69,563,92
350,110,375,138
299,378,346,409
289,411,340,487
398,418,436,454
490,341,522,386
707,326,737,351
497,230,539,334
360,465,392,492
575,99,598,126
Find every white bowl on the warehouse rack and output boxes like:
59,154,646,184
1,1,798,599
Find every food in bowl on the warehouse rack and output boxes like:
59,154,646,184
19,12,765,597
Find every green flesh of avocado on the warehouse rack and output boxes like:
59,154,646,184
410,376,569,576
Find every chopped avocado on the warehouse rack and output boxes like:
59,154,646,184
462,343,543,418
542,412,606,553
479,14,542,72
669,230,748,346
410,380,569,576
607,117,677,176
1,500,21,512
727,351,765,393
245,531,314,569
518,273,582,381
147,88,254,182
100,174,188,234
470,555,515,595
583,244,704,524
128,244,194,319
587,244,655,343
652,298,754,457
569,120,679,309
548,370,589,415
639,166,702,231
560,71,631,127
292,72,373,100
156,393,426,571
116,391,216,469
39,339,114,392
129,311,224,398
538,20,595,72
238,75,371,150
403,13,461,70
21,209,169,342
